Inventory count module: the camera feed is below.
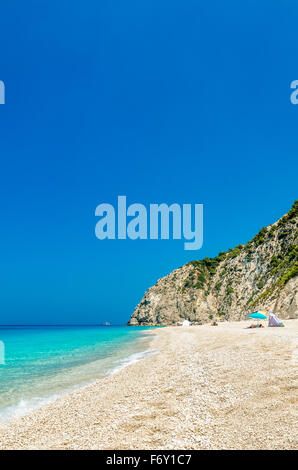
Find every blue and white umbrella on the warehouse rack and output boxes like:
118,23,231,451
248,312,267,320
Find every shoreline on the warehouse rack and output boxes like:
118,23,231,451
0,320,297,450
0,328,157,424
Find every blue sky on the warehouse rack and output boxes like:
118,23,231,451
0,1,297,324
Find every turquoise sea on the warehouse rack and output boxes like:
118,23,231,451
0,325,156,422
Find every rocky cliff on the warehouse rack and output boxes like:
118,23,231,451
128,201,298,325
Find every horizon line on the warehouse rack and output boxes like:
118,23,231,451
0,324,126,327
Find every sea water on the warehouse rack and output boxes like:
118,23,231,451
0,325,157,423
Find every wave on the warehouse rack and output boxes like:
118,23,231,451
109,348,158,374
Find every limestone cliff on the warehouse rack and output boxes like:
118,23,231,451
128,201,298,325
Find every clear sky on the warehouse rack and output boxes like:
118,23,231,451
0,1,297,325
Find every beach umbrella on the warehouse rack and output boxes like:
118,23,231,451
248,312,267,320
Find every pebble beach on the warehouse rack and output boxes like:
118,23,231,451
0,320,297,450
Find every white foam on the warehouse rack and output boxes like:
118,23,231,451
109,348,159,375
0,393,63,424
0,382,87,424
